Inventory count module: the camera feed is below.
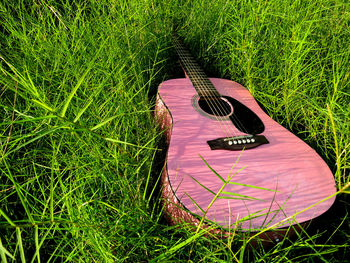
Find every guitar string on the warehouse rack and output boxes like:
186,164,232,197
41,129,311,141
173,39,249,137
173,39,250,136
173,40,241,137
180,51,250,136
177,52,237,136
173,41,236,138
185,57,249,137
173,40,231,122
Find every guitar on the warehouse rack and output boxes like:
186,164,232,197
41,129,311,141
155,36,336,241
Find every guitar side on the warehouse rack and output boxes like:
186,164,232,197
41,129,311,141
155,77,336,232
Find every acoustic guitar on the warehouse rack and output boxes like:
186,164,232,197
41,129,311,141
155,36,336,242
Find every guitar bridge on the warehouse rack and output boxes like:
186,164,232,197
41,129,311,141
207,135,269,151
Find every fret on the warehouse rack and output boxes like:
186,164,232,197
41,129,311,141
173,36,221,98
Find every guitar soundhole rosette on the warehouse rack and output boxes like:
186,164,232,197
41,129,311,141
192,95,233,120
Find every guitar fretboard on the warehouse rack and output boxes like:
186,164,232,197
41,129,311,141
172,37,220,98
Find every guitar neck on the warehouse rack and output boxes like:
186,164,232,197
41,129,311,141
172,36,220,98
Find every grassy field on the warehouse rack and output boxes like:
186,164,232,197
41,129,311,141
0,0,349,262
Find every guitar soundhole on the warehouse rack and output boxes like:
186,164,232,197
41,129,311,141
198,97,232,117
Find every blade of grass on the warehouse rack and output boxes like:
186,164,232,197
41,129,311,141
60,68,91,118
149,228,210,262
16,227,26,263
0,237,15,262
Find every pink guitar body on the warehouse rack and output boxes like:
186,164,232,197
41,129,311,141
156,77,336,233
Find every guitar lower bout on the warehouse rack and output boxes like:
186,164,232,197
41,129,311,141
155,35,336,246
155,77,336,243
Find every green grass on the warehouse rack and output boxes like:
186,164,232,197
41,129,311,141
0,0,349,262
